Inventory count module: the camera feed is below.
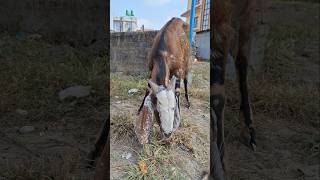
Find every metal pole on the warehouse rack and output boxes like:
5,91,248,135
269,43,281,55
189,0,196,49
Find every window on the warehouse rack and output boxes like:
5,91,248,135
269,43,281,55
114,21,121,32
193,16,199,28
196,0,200,5
127,22,133,32
202,0,210,30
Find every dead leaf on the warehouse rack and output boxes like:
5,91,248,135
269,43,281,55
138,160,148,174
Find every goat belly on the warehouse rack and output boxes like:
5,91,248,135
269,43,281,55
134,96,154,145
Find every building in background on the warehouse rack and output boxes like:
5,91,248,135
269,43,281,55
113,10,137,32
181,0,210,32
181,0,210,60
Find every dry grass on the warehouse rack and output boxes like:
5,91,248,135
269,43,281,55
110,62,210,102
121,123,203,180
123,143,185,180
0,33,107,179
0,33,108,123
110,109,207,179
0,153,92,180
110,74,146,100
110,62,209,179
225,20,319,128
111,113,136,140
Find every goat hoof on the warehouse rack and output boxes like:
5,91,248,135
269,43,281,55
250,142,257,152
86,151,96,168
240,126,257,151
185,103,190,109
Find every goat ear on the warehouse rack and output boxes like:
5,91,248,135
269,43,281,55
168,76,176,90
148,79,159,93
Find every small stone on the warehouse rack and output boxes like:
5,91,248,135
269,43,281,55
115,96,119,99
15,109,28,116
59,85,91,100
15,32,27,41
128,88,140,95
116,101,121,104
121,152,132,160
27,34,42,40
19,126,35,134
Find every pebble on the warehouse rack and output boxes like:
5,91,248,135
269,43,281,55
128,88,140,95
121,152,132,160
18,126,35,134
15,109,28,116
58,85,91,100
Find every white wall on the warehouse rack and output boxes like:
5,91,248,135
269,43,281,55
194,31,210,59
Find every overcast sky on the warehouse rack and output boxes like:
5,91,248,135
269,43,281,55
110,0,187,30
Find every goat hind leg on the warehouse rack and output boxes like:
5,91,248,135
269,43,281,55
175,78,181,112
183,78,190,108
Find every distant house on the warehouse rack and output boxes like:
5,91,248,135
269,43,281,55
181,0,210,59
181,0,210,32
113,10,137,32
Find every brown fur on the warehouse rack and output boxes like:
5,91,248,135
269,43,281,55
138,17,192,116
148,17,192,85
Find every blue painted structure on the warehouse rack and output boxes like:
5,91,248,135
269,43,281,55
189,0,196,48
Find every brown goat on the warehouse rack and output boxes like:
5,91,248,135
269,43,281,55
89,18,192,178
210,0,257,179
137,17,192,138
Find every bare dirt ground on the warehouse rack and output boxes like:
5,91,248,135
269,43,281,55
110,62,210,179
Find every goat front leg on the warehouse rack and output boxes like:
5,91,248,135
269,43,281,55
94,132,110,180
211,73,226,173
87,118,109,168
210,108,224,180
211,39,227,174
236,29,257,151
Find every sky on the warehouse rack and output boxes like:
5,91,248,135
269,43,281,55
110,0,187,30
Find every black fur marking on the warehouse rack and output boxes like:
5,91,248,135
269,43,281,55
236,61,253,127
156,58,166,85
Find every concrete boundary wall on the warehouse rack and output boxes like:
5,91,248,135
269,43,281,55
110,31,159,75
